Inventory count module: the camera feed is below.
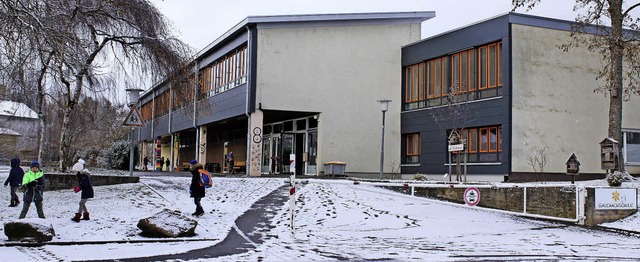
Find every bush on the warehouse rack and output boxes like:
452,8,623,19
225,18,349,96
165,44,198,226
606,171,631,187
98,140,137,170
412,174,427,181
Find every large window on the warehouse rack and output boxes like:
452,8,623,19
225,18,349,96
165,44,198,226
625,130,640,165
403,41,502,110
403,133,421,164
453,125,502,163
198,45,248,99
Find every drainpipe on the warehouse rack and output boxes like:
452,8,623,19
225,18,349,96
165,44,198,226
168,84,173,171
245,25,253,175
193,62,199,162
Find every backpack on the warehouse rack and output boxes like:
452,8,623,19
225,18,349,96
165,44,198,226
198,169,213,188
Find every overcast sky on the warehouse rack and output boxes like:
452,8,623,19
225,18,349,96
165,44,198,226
150,0,579,51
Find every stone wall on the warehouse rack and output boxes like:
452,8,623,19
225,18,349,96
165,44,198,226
43,173,139,191
584,187,637,226
387,184,635,226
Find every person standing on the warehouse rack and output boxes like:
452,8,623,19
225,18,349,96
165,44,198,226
227,152,235,175
165,158,171,172
71,159,93,222
4,157,24,207
19,160,45,219
143,156,150,171
159,157,165,172
189,160,205,216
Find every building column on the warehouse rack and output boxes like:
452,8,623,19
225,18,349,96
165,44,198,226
249,110,264,176
198,126,207,166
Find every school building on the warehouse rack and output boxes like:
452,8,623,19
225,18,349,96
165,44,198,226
135,12,435,176
400,13,640,182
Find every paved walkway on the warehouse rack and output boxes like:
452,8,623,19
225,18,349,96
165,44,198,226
92,183,292,261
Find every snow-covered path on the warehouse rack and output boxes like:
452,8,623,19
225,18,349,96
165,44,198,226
1,171,640,261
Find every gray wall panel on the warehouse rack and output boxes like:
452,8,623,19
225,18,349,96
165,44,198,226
153,115,169,138
196,85,248,125
171,108,194,133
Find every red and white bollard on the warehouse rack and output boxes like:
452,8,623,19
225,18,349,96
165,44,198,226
289,154,296,231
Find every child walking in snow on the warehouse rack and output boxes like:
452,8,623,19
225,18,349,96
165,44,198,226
189,160,206,216
4,157,24,207
71,159,93,222
19,160,45,219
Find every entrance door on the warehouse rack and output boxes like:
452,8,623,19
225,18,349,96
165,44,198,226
271,135,281,174
281,133,294,174
261,135,271,173
307,130,317,174
295,133,304,175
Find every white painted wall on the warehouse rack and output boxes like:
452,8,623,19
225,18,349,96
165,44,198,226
256,23,421,174
511,24,640,174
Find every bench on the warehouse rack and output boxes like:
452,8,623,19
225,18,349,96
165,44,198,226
232,161,246,174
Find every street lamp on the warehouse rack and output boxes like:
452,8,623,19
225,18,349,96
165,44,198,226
378,99,391,180
125,88,143,177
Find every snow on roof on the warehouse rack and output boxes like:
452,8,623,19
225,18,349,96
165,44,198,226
0,100,38,119
0,127,21,136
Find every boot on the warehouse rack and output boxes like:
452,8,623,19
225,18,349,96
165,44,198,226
194,207,205,216
82,212,90,220
72,213,81,222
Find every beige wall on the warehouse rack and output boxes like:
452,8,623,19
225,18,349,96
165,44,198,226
511,24,640,174
256,23,421,174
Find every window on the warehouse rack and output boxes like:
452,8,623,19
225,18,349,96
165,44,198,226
454,125,501,163
405,63,424,103
625,131,640,165
402,41,501,111
197,44,248,99
404,133,421,164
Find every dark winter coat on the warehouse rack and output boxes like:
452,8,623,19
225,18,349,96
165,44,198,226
189,163,205,198
22,170,45,202
4,158,24,187
77,172,94,199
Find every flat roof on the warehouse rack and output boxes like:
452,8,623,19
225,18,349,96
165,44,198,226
197,11,435,59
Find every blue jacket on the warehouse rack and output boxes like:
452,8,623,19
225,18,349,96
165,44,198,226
4,158,24,187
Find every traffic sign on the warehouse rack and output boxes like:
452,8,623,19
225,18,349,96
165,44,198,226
123,105,144,127
464,187,481,206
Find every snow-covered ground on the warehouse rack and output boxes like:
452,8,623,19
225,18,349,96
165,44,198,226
1,166,640,261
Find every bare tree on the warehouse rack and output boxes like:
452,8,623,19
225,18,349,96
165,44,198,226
513,0,640,172
430,83,473,182
0,0,192,170
526,145,549,182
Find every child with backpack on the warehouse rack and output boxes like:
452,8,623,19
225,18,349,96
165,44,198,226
189,160,206,216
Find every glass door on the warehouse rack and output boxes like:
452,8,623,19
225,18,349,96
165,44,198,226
281,133,294,174
261,135,271,173
307,130,317,174
271,135,281,174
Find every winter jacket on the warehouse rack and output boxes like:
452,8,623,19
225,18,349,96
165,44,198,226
4,158,24,187
189,163,205,198
77,171,94,199
22,170,45,202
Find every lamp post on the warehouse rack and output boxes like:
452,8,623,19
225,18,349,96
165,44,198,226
378,99,391,180
125,88,143,177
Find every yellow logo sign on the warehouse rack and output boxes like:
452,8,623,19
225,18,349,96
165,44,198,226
612,191,620,202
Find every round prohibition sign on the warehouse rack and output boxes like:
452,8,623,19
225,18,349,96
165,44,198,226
463,187,481,206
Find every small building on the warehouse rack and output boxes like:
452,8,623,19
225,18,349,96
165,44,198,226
400,13,640,182
136,12,435,176
0,100,38,162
